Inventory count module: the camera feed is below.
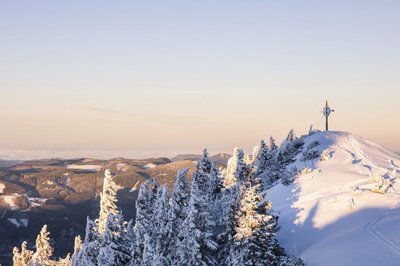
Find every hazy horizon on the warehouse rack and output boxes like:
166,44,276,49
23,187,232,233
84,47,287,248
1,1,399,154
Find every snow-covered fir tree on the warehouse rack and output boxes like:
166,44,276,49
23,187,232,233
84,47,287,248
97,169,119,235
30,225,54,265
217,183,240,264
130,179,159,265
12,224,72,266
176,151,219,265
72,169,120,265
269,136,278,151
253,140,269,178
165,168,190,263
72,235,82,258
278,129,304,165
234,149,249,184
71,217,100,266
12,147,304,266
98,213,131,265
224,147,242,187
227,183,282,266
13,241,33,266
142,185,171,265
252,137,283,189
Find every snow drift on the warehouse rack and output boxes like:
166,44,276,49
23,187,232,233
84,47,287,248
268,131,400,266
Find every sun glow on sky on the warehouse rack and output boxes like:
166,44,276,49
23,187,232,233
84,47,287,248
1,1,399,155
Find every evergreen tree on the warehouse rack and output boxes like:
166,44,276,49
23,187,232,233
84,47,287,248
228,184,281,266
143,185,171,265
166,169,190,263
170,168,190,225
73,235,82,257
71,217,100,266
217,184,240,265
176,153,218,265
30,225,54,265
57,254,72,266
13,241,33,266
98,213,131,265
253,140,269,178
270,136,278,151
278,129,304,165
210,161,223,198
224,148,241,187
97,169,119,235
234,149,248,184
130,179,159,264
251,145,260,164
13,227,75,266
253,138,282,189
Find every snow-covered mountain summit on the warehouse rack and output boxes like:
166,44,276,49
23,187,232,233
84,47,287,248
268,131,400,266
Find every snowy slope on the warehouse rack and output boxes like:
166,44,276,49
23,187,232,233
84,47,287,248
268,131,400,266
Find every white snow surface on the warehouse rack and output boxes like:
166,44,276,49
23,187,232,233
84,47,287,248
67,164,102,171
0,182,5,194
8,218,28,228
27,197,47,207
143,163,157,169
268,131,400,266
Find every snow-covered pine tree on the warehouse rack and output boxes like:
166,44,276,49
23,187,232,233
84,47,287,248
176,152,219,265
13,226,73,266
224,148,241,187
97,169,119,235
234,149,249,184
170,168,190,226
210,161,223,198
142,185,171,266
253,140,269,178
129,179,159,265
252,138,282,189
270,136,278,151
13,241,33,266
97,213,131,265
216,183,240,264
73,235,82,258
30,225,54,265
73,169,119,265
251,145,260,164
286,129,296,142
57,253,72,266
228,184,282,266
278,129,304,165
165,168,190,263
71,217,100,266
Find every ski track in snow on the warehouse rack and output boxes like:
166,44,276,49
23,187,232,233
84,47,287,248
364,205,400,257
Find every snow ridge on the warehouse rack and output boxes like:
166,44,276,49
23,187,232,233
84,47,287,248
268,131,400,266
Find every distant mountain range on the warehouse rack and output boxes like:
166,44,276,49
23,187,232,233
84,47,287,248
171,153,231,166
0,154,228,265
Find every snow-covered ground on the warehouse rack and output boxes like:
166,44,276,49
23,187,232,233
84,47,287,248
67,164,102,171
0,182,5,194
268,131,400,266
143,163,157,169
27,197,47,207
8,218,28,228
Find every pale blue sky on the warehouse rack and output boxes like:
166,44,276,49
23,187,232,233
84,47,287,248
0,1,399,154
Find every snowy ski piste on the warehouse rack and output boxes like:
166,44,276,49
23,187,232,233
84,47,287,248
268,131,400,266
